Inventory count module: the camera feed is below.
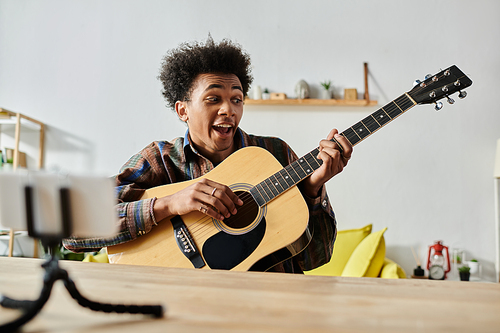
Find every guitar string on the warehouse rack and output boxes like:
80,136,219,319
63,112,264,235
190,206,259,239
187,177,290,235
187,184,296,238
350,73,448,141
338,71,457,154
187,191,258,235
193,206,263,240
188,191,264,236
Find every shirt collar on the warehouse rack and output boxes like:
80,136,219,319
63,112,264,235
183,128,195,153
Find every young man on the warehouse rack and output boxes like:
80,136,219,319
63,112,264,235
63,37,352,273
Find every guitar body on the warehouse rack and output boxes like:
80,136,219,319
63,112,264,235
107,146,309,271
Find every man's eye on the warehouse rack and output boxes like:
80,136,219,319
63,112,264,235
206,97,219,102
233,98,243,104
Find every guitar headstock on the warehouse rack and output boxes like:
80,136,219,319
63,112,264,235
408,65,472,110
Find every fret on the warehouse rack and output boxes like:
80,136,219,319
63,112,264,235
304,151,322,171
372,108,391,126
361,114,381,132
297,157,317,178
293,157,311,179
351,122,371,140
398,94,416,111
384,101,402,119
341,127,361,146
383,94,416,120
269,174,286,193
261,181,276,200
255,183,271,203
284,164,302,183
279,169,295,187
340,133,351,146
252,167,302,206
249,187,266,207
264,178,279,198
300,155,315,175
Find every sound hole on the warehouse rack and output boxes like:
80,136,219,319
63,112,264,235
223,191,259,229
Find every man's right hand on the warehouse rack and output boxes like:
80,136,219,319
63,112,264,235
152,178,243,222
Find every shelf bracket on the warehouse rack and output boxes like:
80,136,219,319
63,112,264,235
364,62,370,104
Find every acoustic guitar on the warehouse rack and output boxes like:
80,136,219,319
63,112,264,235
108,65,472,271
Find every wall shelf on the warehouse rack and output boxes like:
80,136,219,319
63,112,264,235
0,108,45,169
244,98,377,106
246,63,376,107
0,107,45,259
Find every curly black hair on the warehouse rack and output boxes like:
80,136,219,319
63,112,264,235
158,36,253,110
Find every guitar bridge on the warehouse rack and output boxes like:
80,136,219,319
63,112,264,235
170,215,205,269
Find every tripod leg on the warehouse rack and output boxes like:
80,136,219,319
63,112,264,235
0,272,56,333
1,255,163,333
63,277,164,318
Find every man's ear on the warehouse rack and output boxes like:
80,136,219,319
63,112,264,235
175,101,189,122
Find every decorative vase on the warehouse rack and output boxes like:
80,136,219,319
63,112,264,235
468,261,479,274
253,85,262,100
295,80,310,99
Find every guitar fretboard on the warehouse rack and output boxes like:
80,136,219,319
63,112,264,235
249,93,416,207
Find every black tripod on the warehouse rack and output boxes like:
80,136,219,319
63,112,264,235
0,186,164,333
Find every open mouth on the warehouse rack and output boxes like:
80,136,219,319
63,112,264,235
213,124,233,135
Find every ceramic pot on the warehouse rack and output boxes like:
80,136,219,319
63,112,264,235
321,89,332,99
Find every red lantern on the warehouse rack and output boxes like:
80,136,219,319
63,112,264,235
427,241,451,280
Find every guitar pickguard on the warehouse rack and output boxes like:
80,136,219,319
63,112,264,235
202,217,266,270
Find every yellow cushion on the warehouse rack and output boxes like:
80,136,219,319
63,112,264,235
341,227,387,277
304,224,372,276
83,252,109,263
380,258,407,279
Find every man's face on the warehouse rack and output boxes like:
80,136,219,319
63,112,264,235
176,73,244,163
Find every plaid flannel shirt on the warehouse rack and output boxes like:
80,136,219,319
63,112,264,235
63,128,337,273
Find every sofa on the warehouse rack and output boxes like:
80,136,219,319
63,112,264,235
304,224,406,279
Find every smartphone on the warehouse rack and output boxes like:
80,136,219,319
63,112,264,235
0,172,118,238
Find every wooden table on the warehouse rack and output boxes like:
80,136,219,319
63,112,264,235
1,257,499,332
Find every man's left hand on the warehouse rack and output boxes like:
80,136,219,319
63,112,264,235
302,128,352,198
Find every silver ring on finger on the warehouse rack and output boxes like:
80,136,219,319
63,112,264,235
211,187,217,197
199,206,208,214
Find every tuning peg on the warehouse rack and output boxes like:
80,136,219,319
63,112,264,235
413,79,421,87
434,101,443,111
458,90,467,99
447,96,455,104
425,74,433,80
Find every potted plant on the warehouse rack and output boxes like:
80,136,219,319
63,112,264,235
262,88,270,100
320,80,333,99
458,265,470,281
467,258,480,276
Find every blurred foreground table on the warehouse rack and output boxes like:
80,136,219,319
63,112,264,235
0,257,499,332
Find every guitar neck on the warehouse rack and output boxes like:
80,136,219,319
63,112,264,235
340,93,416,146
250,93,417,207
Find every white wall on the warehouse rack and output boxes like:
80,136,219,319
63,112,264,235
1,0,499,281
